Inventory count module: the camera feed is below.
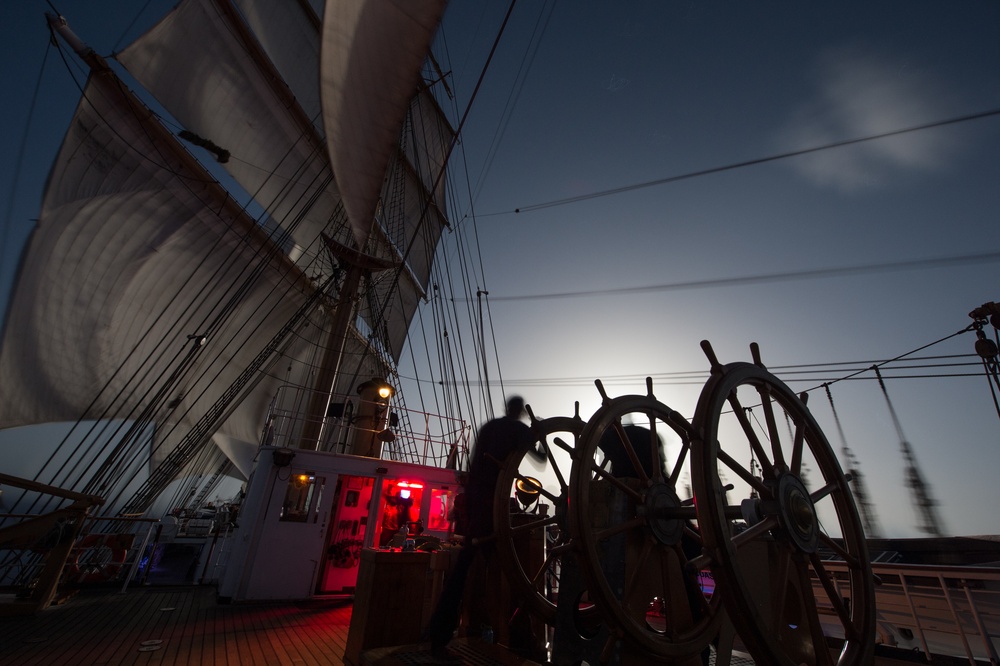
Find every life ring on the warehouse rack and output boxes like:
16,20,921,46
69,533,129,583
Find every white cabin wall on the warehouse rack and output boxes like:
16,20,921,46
218,447,462,602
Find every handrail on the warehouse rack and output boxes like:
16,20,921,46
0,473,105,615
0,472,104,505
816,559,1000,664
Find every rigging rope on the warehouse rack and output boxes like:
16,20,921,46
498,107,1000,215
823,384,882,538
872,365,945,537
970,311,1000,422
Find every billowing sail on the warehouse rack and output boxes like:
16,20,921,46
0,59,317,488
0,0,455,508
319,0,449,248
116,0,338,268
121,0,454,363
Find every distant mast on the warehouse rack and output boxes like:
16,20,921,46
872,367,946,537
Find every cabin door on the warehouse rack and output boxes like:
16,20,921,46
243,468,335,599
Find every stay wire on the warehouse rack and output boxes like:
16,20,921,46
0,34,52,283
493,107,1000,216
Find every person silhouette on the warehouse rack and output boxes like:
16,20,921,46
425,396,544,656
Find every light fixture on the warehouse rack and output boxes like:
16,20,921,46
515,476,541,511
357,378,394,401
272,447,295,468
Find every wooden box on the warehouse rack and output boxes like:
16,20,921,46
344,548,453,666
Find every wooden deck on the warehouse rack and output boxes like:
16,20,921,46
1,583,983,666
0,585,353,665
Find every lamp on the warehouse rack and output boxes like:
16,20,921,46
515,476,541,511
357,378,394,402
272,447,295,468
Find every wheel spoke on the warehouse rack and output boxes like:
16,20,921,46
730,514,779,550
508,513,558,536
789,417,806,476
662,545,695,637
550,435,574,456
757,384,788,471
542,436,571,493
790,553,836,666
612,420,651,485
809,551,858,640
622,537,655,610
727,391,776,476
513,473,559,504
594,515,645,541
529,548,562,589
590,462,644,502
717,448,770,497
808,478,841,504
648,414,664,483
770,544,794,632
668,436,690,487
818,532,861,568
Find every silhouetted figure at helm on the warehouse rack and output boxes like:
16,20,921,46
425,396,544,655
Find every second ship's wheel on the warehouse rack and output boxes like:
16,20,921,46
568,379,725,663
494,408,590,625
691,341,876,666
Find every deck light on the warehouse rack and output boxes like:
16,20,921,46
515,476,541,511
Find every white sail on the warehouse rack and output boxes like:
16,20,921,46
0,0,455,509
319,0,449,248
121,0,454,364
116,0,339,268
0,59,316,490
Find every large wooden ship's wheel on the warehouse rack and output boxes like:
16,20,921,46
690,341,876,665
567,379,726,663
493,408,591,625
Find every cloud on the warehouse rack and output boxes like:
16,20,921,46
778,44,960,192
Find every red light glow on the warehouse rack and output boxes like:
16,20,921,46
396,481,423,489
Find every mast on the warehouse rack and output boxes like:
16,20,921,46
298,235,394,451
872,366,946,537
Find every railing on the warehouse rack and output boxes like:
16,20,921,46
817,560,1000,664
262,384,472,469
0,473,103,613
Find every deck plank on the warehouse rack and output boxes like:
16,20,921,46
0,585,352,666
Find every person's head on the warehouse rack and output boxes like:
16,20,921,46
505,395,526,419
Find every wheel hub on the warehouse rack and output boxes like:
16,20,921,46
643,482,685,546
777,473,819,552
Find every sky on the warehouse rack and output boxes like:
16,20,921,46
2,1,1000,538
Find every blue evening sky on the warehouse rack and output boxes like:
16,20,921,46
2,1,1000,537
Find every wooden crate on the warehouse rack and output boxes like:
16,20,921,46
344,549,453,666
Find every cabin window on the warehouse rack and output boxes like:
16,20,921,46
428,488,454,532
280,472,325,522
376,480,424,547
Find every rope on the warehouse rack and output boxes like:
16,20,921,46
872,366,907,444
971,319,1000,422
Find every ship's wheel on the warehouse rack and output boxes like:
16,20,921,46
493,407,591,626
691,341,876,666
568,379,726,663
